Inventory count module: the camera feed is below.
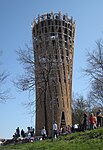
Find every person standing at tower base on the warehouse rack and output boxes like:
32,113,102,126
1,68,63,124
53,121,58,138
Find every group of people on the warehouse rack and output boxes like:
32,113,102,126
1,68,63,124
41,121,58,140
46,109,102,139
41,109,103,140
13,126,35,141
83,109,103,131
41,121,72,140
12,109,102,142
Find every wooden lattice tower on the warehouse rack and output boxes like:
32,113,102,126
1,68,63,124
32,12,76,136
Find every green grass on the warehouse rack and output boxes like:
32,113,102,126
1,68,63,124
1,128,103,150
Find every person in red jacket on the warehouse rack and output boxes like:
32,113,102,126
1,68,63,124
90,113,95,129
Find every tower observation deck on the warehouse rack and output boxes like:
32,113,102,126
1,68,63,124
32,12,76,136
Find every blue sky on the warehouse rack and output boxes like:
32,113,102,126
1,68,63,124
0,0,103,139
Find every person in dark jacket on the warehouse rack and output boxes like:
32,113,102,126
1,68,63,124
83,113,87,131
97,109,103,127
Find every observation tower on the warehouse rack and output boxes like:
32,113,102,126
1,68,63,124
32,12,76,136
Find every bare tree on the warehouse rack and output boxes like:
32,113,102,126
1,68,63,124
72,93,88,125
83,39,103,106
15,44,35,92
0,51,9,103
14,43,59,135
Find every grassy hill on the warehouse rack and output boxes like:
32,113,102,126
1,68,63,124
1,127,103,150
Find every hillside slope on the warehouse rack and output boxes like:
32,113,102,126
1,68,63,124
1,128,103,150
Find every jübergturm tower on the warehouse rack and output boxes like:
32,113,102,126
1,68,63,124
32,12,76,136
